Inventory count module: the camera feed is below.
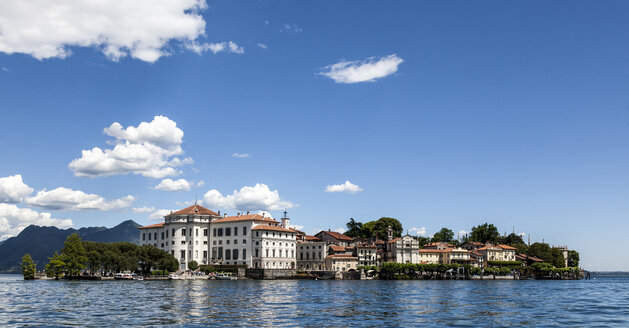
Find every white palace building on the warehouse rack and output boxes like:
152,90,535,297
138,204,298,271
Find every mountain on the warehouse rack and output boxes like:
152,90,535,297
0,220,140,273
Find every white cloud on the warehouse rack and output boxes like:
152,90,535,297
133,206,155,213
264,20,270,26
325,181,363,194
154,178,193,192
202,183,295,211
1,67,9,72
232,153,250,158
281,23,303,34
0,0,218,63
409,227,427,236
196,180,205,187
68,115,192,178
0,204,73,240
290,224,304,231
321,54,404,84
148,209,172,221
334,227,346,234
257,43,268,49
0,174,34,203
257,210,273,219
25,187,134,211
519,232,526,237
185,41,244,55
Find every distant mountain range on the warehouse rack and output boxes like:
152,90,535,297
0,220,140,273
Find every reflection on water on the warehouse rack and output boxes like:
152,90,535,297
0,274,628,327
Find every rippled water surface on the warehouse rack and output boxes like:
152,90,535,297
0,274,627,327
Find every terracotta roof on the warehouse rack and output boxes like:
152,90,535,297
424,242,454,247
463,241,484,246
498,244,517,250
329,245,346,252
138,223,165,229
251,225,295,233
387,237,401,244
471,250,483,256
375,240,385,245
213,214,278,224
168,204,218,216
326,254,358,259
317,230,352,241
419,249,449,253
304,235,322,242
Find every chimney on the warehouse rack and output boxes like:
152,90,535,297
218,210,220,215
247,211,250,215
223,213,227,217
281,211,290,229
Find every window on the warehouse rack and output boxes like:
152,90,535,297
218,247,223,259
148,233,151,241
196,229,198,237
212,248,217,259
203,251,207,258
225,227,231,236
172,228,175,237
225,249,231,260
266,249,269,257
180,250,185,259
273,232,275,237
161,232,164,240
243,226,247,235
243,249,246,259
300,253,303,260
166,230,169,238
226,240,230,245
171,241,175,245
189,250,192,259
181,228,186,236
233,249,239,260
256,231,259,237
234,239,238,245
189,228,192,236
218,228,223,236
213,240,216,245
161,243,164,248
243,239,246,244
213,228,217,237
142,233,145,241
234,227,238,236
203,241,208,245
255,249,259,257
154,232,157,240
204,229,208,236
181,241,186,245
171,250,174,256
272,250,276,257
219,240,222,245
195,250,198,258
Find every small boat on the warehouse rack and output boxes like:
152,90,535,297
168,273,183,280
133,275,144,281
209,273,237,280
114,273,133,280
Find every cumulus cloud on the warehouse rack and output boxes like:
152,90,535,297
68,115,193,178
25,187,134,211
133,206,155,213
257,210,273,219
232,153,250,158
185,41,244,55
0,174,34,203
1,67,9,72
148,209,173,221
409,227,427,236
0,0,225,63
0,204,73,240
321,54,404,84
334,227,347,234
458,230,469,240
202,183,295,211
257,43,268,49
154,178,193,192
325,181,363,194
196,180,205,187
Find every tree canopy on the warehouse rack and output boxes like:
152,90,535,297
21,254,36,280
470,223,500,243
60,233,88,276
344,217,403,240
431,228,454,243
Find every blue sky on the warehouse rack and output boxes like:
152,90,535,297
1,1,629,270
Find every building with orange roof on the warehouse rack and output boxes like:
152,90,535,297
137,205,299,270
314,230,353,246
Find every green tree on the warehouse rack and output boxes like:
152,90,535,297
158,257,179,273
528,243,553,263
500,233,525,246
515,243,529,255
188,260,199,271
21,254,36,280
550,248,566,268
60,233,88,276
567,250,580,267
362,217,403,240
431,228,454,243
470,223,500,243
45,251,65,279
415,236,430,248
345,218,364,238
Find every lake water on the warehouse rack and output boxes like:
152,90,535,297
0,274,627,327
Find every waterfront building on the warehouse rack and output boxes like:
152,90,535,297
315,230,353,246
418,249,442,264
423,242,453,250
356,244,378,267
297,236,327,271
138,205,297,270
460,241,484,251
386,235,420,264
476,244,517,264
470,250,485,268
325,254,358,272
